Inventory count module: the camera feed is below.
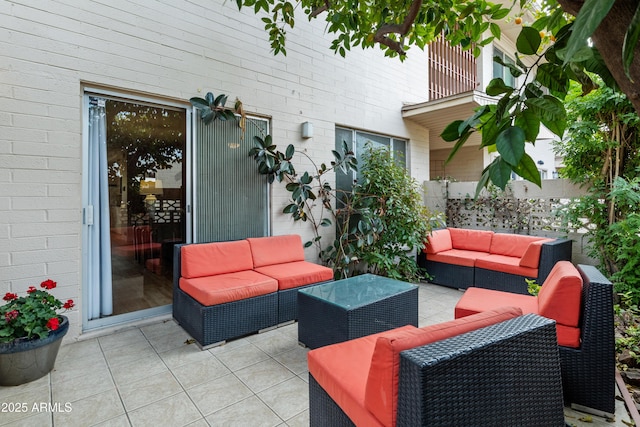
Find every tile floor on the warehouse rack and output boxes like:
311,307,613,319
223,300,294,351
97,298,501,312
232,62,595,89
0,282,633,426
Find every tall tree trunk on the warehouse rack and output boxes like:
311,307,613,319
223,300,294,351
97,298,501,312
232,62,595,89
557,0,640,114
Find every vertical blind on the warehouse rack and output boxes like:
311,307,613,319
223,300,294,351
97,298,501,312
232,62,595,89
194,117,269,242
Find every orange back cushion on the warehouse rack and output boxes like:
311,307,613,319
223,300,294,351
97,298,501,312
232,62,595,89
424,229,452,254
364,307,523,427
181,240,253,278
247,234,305,267
490,233,546,258
537,261,583,328
519,238,554,268
448,228,493,252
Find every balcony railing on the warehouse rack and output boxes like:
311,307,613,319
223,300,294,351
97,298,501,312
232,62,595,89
428,37,478,101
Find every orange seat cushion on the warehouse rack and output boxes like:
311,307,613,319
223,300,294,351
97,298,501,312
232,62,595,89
519,239,554,268
247,235,305,267
308,327,418,427
181,240,253,278
364,307,523,427
490,233,547,258
426,249,490,267
454,287,538,319
538,261,583,329
424,229,453,254
179,270,277,306
254,261,333,290
474,254,538,278
448,228,494,252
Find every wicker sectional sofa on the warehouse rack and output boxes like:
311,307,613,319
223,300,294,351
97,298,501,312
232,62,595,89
417,227,573,294
307,307,565,426
172,234,333,348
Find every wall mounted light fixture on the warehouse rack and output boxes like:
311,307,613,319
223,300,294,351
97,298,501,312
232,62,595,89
301,121,313,139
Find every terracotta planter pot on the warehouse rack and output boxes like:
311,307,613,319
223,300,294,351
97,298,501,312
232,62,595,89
0,315,69,386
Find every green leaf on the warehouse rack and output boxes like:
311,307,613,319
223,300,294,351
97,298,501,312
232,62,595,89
320,218,332,227
524,96,566,137
285,144,295,159
563,0,615,65
535,63,569,96
515,109,540,142
486,78,513,96
623,3,640,80
513,153,542,187
491,8,509,20
445,130,472,164
490,23,501,39
441,120,464,142
205,92,215,105
283,203,298,214
489,158,512,190
480,117,509,148
516,27,541,55
496,126,525,166
189,97,209,110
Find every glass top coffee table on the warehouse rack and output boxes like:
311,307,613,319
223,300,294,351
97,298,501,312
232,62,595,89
297,273,418,349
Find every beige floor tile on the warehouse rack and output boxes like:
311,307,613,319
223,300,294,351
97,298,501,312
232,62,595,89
158,341,213,370
272,346,310,375
171,355,230,389
251,331,299,357
0,410,53,427
56,338,101,361
284,409,309,427
109,352,168,386
118,370,183,411
0,382,51,425
215,343,270,372
127,392,202,427
51,351,109,383
53,388,125,426
93,414,132,427
205,395,281,427
234,359,295,394
145,328,191,353
207,337,251,356
186,373,253,416
103,339,157,368
139,319,183,340
257,376,309,421
52,367,114,403
98,328,146,351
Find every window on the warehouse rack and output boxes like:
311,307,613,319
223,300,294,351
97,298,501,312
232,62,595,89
493,47,516,87
335,127,407,190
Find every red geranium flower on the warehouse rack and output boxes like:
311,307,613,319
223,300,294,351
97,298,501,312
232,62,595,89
41,279,57,290
26,286,37,294
45,317,60,330
3,293,18,301
63,300,74,309
5,310,18,322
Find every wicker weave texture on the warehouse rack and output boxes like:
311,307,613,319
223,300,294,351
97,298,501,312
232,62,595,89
298,285,418,349
309,374,356,427
422,257,474,289
559,264,615,414
397,314,565,427
277,281,331,324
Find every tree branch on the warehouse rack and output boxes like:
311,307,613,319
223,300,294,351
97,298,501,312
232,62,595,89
310,2,330,19
373,0,423,55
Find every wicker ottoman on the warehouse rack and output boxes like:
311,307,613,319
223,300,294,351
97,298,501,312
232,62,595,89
297,274,418,349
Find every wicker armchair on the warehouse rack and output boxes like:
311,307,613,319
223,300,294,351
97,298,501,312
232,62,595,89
559,264,615,415
309,314,566,427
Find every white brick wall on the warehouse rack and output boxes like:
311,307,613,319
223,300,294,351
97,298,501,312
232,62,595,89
0,0,431,340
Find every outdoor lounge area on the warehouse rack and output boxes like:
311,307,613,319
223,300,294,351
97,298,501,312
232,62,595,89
0,281,632,426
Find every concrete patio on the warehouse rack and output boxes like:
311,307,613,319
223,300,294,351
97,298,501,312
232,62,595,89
0,282,632,426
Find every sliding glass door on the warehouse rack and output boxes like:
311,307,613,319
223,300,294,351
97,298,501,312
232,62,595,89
83,92,188,327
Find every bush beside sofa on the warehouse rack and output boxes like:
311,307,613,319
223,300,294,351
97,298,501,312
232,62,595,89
417,227,573,294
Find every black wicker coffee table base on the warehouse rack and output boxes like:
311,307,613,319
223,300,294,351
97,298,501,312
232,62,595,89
298,274,418,349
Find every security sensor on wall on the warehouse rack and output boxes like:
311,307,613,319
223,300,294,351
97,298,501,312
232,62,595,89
301,121,313,139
